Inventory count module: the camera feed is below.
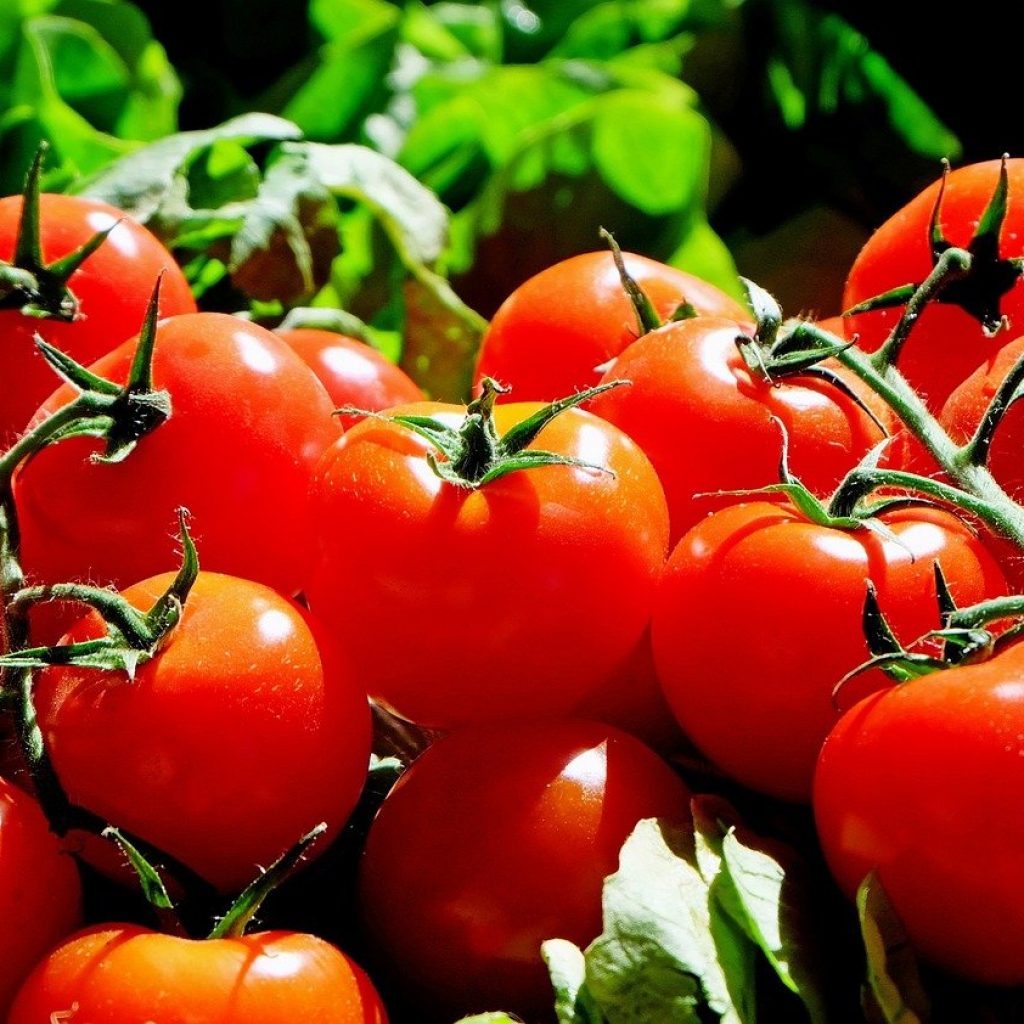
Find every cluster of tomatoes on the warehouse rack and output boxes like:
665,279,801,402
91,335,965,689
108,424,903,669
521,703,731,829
2,155,1024,1022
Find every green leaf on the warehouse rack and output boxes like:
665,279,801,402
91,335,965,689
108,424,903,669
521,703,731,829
452,1015,522,1024
858,873,930,1024
543,938,605,1024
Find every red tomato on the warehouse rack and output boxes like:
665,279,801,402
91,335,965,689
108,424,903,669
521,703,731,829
814,640,1024,984
33,572,371,892
276,328,424,430
473,250,750,401
8,924,388,1023
14,314,340,605
0,778,81,1018
652,501,1007,802
0,194,195,447
843,159,1024,409
305,401,669,728
357,719,689,1021
588,316,895,544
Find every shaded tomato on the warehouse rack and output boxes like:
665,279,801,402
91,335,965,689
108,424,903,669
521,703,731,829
652,501,1007,802
589,316,895,544
8,925,388,1023
33,572,371,892
0,194,195,447
276,328,424,430
814,640,1024,984
0,778,82,1018
305,401,669,728
14,313,340,607
843,159,1024,409
357,719,689,1021
473,250,750,402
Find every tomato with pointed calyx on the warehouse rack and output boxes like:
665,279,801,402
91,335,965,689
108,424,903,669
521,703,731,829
8,925,388,1023
652,500,1007,802
33,571,371,893
474,250,750,402
843,158,1024,410
358,719,688,1022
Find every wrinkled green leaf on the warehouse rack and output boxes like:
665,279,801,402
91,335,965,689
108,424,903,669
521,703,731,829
543,938,605,1024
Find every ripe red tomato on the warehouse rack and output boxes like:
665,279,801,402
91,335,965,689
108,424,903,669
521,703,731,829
357,719,689,1021
305,401,670,728
588,316,896,544
473,250,750,401
33,571,371,892
814,640,1024,984
844,159,1024,409
276,328,424,430
652,501,1007,802
0,778,82,1018
8,924,388,1023
0,194,196,447
14,313,340,607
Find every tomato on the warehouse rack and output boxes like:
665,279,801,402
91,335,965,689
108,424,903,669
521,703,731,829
588,316,896,544
276,328,424,430
357,719,689,1021
651,501,1007,802
8,924,388,1023
0,778,81,1018
305,401,670,728
33,571,371,892
0,193,196,447
14,313,340,611
814,640,1024,984
843,159,1024,409
473,250,750,402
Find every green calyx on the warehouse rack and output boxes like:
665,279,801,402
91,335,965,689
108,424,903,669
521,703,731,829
0,145,117,321
384,377,623,489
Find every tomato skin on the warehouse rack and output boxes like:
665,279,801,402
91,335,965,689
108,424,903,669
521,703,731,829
13,313,340,605
357,719,689,1021
306,402,669,728
814,641,1024,984
843,159,1024,410
0,778,82,1019
33,572,371,892
8,925,388,1023
652,501,1007,802
473,250,750,402
276,328,424,430
0,194,196,447
589,316,896,544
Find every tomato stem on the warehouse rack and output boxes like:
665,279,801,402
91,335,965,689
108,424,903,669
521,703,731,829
600,227,662,336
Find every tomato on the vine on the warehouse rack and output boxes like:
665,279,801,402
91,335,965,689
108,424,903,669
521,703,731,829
588,315,896,544
33,571,371,892
652,500,1007,802
814,639,1024,984
473,250,750,402
8,925,388,1023
843,159,1024,409
357,719,689,1021
0,193,195,446
14,313,340,608
305,399,669,728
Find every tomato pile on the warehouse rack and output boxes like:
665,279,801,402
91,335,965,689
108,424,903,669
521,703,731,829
4,154,1024,1022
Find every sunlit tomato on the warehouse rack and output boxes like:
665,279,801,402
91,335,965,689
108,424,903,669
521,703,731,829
844,159,1024,409
652,501,1007,802
33,572,371,892
0,194,195,447
473,250,750,401
358,719,689,1021
14,314,340,606
814,640,1024,984
0,778,81,1018
588,317,895,544
305,401,669,728
8,925,388,1023
276,328,424,430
